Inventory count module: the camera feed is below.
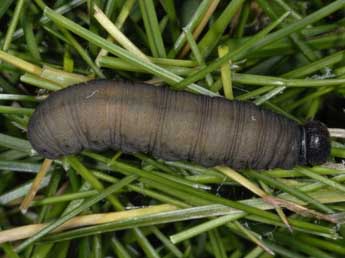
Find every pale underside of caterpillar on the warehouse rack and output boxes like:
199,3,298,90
28,80,331,169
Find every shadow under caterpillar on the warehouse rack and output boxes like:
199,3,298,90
27,80,331,169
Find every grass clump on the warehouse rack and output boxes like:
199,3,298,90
0,1,345,257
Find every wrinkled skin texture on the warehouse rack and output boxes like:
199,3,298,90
28,80,330,169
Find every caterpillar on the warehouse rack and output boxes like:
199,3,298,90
27,80,330,169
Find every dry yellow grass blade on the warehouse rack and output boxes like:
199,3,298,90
216,166,292,230
93,4,151,64
0,50,42,75
40,66,92,86
0,204,177,243
19,159,53,213
179,0,220,58
216,166,266,196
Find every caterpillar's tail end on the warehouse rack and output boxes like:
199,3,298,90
303,121,331,166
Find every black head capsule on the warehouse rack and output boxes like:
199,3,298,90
300,121,331,166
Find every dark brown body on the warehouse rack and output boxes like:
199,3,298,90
28,80,328,169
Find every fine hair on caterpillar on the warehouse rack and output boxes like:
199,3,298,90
27,80,331,169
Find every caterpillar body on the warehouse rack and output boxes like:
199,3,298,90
27,80,330,169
